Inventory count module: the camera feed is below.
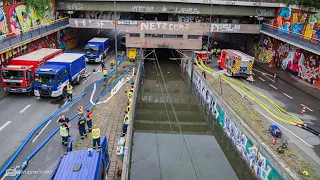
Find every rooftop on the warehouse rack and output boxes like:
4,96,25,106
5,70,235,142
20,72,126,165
13,48,62,61
48,53,84,63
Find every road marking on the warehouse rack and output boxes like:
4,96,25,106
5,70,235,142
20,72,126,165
258,77,265,81
0,121,11,132
254,108,314,148
82,76,91,84
283,93,293,99
300,104,313,112
269,84,278,89
1,174,7,180
19,104,31,113
106,56,109,60
32,120,52,142
264,75,275,82
110,50,114,53
73,93,75,96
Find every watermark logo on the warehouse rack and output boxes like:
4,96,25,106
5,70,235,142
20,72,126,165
6,166,52,176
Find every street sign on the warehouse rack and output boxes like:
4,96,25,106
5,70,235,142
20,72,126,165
212,69,227,77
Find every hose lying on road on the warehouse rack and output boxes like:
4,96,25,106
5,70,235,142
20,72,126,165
0,57,127,178
13,62,139,180
194,57,303,126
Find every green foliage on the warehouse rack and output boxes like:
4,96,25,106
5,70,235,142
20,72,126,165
24,0,53,17
282,0,320,11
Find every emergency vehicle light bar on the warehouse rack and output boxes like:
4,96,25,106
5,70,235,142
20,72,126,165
39,68,54,72
2,65,26,69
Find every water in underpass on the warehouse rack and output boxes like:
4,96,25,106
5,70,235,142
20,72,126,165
130,49,245,180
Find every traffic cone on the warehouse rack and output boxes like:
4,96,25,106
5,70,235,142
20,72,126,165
273,73,277,80
272,138,277,145
301,106,306,115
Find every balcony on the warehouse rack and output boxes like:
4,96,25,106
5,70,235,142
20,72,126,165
0,19,70,54
260,24,320,55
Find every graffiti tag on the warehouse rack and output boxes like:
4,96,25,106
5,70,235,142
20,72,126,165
162,6,200,14
66,3,84,10
131,6,154,12
72,19,113,28
256,8,275,17
211,24,241,32
140,22,190,31
117,20,138,26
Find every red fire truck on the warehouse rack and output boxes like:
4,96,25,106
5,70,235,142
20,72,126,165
195,51,213,63
1,48,63,94
218,49,254,77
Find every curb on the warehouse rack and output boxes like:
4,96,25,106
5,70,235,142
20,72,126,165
0,92,9,100
254,63,320,102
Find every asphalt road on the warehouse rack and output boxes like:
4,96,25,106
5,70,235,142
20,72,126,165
208,60,320,167
0,29,125,180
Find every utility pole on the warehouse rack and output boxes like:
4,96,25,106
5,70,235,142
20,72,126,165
206,1,213,64
114,0,118,76
190,50,195,83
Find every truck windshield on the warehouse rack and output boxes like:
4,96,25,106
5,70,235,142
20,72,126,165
34,74,56,84
85,47,99,55
2,70,24,79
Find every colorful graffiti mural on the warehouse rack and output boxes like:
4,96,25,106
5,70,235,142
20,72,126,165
2,1,55,35
0,5,9,40
247,35,274,63
274,7,320,44
58,28,77,51
192,74,282,180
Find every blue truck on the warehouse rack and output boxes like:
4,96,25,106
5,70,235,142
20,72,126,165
85,38,110,62
33,53,86,98
50,136,110,180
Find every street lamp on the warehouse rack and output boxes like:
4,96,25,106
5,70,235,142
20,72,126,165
114,0,118,76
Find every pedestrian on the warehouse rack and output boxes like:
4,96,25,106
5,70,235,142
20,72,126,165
60,123,69,146
78,105,86,120
122,113,130,137
57,115,71,137
67,84,73,101
103,67,108,79
92,125,101,149
100,60,105,69
77,116,87,139
202,71,206,79
86,109,93,132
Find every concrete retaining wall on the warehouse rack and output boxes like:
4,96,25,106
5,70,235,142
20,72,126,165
182,60,299,180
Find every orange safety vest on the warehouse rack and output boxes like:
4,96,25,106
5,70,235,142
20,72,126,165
78,106,84,114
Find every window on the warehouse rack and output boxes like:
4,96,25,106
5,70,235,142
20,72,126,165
152,34,163,38
188,35,199,40
129,33,140,37
145,34,152,38
146,34,183,39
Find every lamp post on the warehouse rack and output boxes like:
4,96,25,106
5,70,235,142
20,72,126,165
206,1,213,64
114,0,118,76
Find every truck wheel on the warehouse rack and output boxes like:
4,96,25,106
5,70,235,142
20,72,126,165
27,88,34,96
75,76,81,85
61,87,67,99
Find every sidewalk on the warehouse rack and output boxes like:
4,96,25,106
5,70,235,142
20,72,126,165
254,61,320,101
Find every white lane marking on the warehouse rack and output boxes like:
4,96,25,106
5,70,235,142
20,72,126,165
0,121,11,132
258,77,265,81
19,104,31,113
300,104,313,112
106,56,109,60
283,93,293,99
32,120,52,142
269,84,278,89
110,50,114,53
82,76,91,84
253,68,265,74
62,100,68,107
73,93,75,96
117,30,122,35
264,75,275,83
36,97,41,100
254,108,314,148
1,174,7,180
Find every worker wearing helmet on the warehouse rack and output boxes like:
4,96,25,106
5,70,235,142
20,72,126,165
78,105,86,120
92,125,101,149
86,109,93,132
77,116,87,139
122,113,130,137
67,84,73,101
60,123,69,146
103,67,108,79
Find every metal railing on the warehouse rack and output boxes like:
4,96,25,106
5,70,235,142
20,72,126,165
261,24,320,54
0,18,69,52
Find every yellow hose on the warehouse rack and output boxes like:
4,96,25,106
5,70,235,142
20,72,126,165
194,57,303,125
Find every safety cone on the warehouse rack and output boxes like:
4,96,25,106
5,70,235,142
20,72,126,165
272,138,277,145
301,106,306,115
273,73,277,80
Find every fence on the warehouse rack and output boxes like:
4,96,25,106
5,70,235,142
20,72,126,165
261,24,320,54
0,18,70,52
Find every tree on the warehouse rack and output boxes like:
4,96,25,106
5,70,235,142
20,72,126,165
25,0,53,17
282,0,320,11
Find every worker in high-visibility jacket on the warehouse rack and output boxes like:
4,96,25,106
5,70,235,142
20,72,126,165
92,125,101,149
78,105,86,120
217,48,221,57
86,109,93,132
60,123,69,146
110,59,115,67
103,67,108,79
77,116,87,139
127,88,133,99
211,48,217,57
67,84,73,101
122,114,130,136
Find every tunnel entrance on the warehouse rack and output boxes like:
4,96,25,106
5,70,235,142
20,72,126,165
130,48,238,180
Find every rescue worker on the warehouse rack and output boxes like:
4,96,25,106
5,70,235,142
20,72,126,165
126,102,131,112
103,67,108,79
92,125,101,149
60,123,69,146
57,115,71,137
67,84,73,101
100,60,106,69
86,109,93,132
77,116,87,139
110,59,115,67
126,88,134,99
217,48,221,57
122,113,130,137
78,105,86,120
211,48,217,57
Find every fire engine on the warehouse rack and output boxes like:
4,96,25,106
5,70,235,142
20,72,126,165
194,51,213,63
1,48,62,94
218,49,254,77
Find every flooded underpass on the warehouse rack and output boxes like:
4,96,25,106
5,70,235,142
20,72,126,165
129,49,245,180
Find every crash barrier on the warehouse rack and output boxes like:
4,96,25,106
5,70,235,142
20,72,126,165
121,60,143,180
13,61,139,179
0,57,127,177
183,61,299,180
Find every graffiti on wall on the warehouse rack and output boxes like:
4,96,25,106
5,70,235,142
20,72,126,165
2,2,55,35
192,74,282,180
0,5,9,39
140,22,190,31
84,11,119,20
247,35,274,63
58,28,77,51
274,7,320,43
177,15,202,23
